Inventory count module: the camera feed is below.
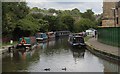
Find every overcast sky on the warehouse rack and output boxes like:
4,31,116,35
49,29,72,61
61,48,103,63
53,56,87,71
27,1,103,14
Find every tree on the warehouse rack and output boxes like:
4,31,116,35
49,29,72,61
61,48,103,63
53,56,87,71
2,2,29,38
30,13,44,19
81,9,95,21
96,16,102,26
38,19,49,32
75,18,97,32
48,8,58,13
61,15,75,32
71,8,81,16
31,7,39,12
43,15,59,31
13,15,39,39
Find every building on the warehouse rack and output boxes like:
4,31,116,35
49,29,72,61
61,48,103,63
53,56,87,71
117,1,120,26
102,1,120,27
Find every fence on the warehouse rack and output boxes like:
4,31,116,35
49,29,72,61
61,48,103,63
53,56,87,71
97,27,120,47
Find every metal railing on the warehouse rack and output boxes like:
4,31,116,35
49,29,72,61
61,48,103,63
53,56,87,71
97,27,120,47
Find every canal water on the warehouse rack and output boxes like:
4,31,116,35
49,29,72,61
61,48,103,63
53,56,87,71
2,37,119,72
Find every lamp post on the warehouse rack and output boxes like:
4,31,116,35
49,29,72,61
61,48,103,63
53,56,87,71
111,8,116,27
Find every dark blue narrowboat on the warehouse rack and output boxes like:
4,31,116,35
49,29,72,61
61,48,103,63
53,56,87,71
55,31,70,37
68,34,85,47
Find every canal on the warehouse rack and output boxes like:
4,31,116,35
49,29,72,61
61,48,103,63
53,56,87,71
2,37,119,72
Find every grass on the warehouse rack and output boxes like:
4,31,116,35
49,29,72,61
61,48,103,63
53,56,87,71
2,41,18,46
0,43,2,48
84,36,91,42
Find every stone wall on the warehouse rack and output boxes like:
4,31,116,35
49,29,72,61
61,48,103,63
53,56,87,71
118,8,120,26
102,20,115,27
102,2,119,27
103,2,116,19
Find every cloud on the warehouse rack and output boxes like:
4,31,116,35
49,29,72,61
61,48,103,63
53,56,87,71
26,0,103,2
27,2,103,14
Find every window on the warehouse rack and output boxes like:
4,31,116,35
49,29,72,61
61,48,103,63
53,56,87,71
117,17,119,24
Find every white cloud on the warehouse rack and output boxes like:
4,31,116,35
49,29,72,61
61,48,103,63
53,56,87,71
27,2,103,14
25,0,119,2
26,0,103,2
2,0,119,2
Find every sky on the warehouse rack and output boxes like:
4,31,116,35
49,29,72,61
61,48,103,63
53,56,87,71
26,0,103,14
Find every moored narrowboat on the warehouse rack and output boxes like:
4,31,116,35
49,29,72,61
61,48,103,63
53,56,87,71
68,34,85,47
46,32,55,40
35,33,48,42
16,37,36,50
55,31,70,37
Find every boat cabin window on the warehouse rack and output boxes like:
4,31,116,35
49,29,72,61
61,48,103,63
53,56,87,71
36,34,42,38
42,33,47,37
73,37,84,43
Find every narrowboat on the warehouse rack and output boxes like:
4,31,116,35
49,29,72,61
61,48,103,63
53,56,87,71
35,33,48,42
16,37,36,50
55,31,70,37
68,34,85,47
46,32,55,40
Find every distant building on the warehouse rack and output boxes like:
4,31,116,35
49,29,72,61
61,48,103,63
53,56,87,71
102,1,120,27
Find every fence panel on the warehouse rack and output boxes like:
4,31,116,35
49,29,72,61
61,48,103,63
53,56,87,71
97,27,120,47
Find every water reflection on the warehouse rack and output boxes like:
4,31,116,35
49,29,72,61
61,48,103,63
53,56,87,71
70,47,85,64
2,48,40,72
2,37,120,72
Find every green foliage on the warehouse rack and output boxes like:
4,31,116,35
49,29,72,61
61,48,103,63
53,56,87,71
81,9,95,21
31,7,40,12
75,18,97,32
71,8,81,17
38,19,49,32
43,15,60,31
30,13,44,19
48,8,58,13
2,2,29,37
61,15,75,32
96,16,102,26
16,15,39,35
2,3,100,41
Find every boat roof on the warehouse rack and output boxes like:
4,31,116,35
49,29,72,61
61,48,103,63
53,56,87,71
69,34,83,38
73,35,83,38
36,33,46,34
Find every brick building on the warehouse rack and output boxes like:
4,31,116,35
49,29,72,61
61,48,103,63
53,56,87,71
102,1,120,27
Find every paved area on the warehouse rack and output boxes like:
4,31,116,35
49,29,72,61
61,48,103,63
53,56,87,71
0,45,14,55
86,38,120,57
